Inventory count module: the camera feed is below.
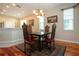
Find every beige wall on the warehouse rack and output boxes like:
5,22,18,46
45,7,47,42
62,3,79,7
15,19,20,28
23,15,39,32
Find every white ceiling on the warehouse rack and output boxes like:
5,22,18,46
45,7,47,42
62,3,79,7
0,3,76,18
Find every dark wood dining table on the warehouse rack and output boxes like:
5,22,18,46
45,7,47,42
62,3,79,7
29,31,51,51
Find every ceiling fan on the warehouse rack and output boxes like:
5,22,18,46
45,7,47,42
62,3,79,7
73,3,79,8
15,4,21,8
12,3,21,8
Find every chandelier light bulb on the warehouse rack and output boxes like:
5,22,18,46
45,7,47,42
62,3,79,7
12,3,16,6
33,10,36,14
6,5,10,8
40,10,43,13
33,9,44,17
37,16,40,18
35,13,38,15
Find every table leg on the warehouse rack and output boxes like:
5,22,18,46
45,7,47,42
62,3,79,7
38,36,42,51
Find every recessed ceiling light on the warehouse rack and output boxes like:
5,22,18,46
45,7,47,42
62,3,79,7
1,12,4,14
6,5,10,8
33,10,36,14
12,3,16,6
3,9,6,12
22,11,24,13
40,10,43,13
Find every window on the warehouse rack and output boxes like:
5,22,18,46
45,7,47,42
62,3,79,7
63,8,74,30
38,16,45,32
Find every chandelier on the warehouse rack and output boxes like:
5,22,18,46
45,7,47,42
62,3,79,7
33,9,44,18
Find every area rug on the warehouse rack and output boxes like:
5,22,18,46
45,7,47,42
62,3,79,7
16,43,66,56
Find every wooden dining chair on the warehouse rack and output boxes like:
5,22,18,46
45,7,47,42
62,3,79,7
22,23,36,55
44,25,50,41
43,24,56,50
27,24,37,41
45,25,50,33
51,24,56,49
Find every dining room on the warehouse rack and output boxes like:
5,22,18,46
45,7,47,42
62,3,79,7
0,3,79,56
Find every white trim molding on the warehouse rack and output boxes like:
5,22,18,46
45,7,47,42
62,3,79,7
0,39,24,48
56,38,79,44
0,38,79,48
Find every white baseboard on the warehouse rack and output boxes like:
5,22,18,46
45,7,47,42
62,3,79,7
0,39,24,48
0,38,79,48
56,38,79,44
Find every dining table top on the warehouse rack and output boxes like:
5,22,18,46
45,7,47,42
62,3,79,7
29,31,51,36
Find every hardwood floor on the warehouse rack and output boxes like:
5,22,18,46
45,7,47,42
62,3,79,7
0,46,25,56
55,40,79,56
0,40,79,56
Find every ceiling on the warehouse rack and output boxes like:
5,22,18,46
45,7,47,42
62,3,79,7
0,3,76,18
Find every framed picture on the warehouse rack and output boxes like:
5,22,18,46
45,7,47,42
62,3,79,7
47,15,58,23
29,19,34,26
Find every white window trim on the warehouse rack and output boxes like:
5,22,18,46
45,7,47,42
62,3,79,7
63,8,74,31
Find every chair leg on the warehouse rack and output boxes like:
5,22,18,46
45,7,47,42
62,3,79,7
52,39,55,50
24,43,27,55
49,42,52,51
24,43,32,55
28,45,33,55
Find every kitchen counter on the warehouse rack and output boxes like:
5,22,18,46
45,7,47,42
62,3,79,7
0,28,24,47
